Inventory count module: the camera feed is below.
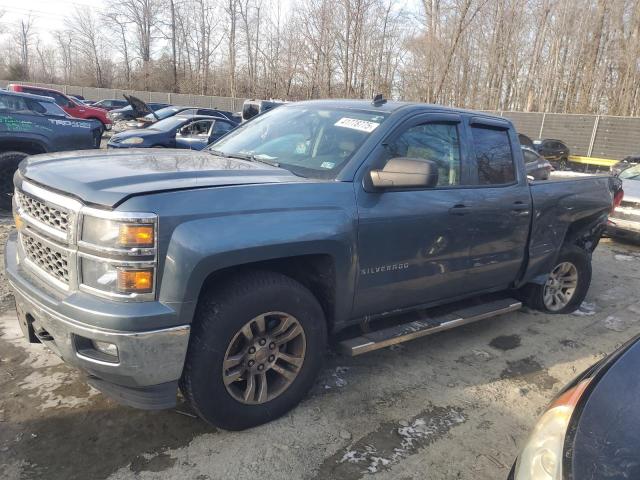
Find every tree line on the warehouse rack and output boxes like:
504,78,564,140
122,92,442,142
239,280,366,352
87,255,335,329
0,0,639,116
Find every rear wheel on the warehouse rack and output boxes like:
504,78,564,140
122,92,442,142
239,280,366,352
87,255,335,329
558,157,568,170
519,246,591,314
0,151,28,211
180,271,327,430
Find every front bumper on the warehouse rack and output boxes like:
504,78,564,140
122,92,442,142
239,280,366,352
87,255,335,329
4,232,190,408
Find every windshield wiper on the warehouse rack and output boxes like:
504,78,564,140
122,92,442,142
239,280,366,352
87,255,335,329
209,150,280,168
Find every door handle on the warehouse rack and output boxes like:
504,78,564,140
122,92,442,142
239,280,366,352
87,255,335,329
448,204,474,215
511,201,530,216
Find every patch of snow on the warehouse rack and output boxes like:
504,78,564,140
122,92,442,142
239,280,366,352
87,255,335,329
572,301,597,316
603,316,627,332
338,409,466,474
614,254,635,261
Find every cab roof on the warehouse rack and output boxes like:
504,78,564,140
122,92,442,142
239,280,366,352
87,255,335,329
287,98,505,121
0,89,56,103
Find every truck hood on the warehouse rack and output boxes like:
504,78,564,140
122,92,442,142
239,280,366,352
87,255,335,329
19,149,305,208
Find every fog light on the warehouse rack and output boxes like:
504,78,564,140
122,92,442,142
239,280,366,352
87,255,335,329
92,340,118,357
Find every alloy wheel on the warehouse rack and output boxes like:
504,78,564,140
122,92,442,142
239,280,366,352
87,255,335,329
222,312,306,405
543,262,578,311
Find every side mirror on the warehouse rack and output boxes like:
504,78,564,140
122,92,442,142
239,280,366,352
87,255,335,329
369,158,439,190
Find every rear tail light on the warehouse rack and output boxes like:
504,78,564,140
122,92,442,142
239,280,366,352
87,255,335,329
612,188,624,212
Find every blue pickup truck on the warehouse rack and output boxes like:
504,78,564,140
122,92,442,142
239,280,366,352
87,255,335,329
0,90,102,210
4,99,621,430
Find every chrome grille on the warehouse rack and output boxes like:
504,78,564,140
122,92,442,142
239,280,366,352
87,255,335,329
21,233,70,285
16,191,70,233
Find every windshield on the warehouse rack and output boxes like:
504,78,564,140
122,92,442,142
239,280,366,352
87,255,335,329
208,104,388,178
148,116,187,131
620,165,640,180
145,106,182,121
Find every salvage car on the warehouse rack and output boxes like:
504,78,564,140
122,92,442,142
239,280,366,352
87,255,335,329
523,146,551,180
108,114,237,150
108,102,170,123
509,334,640,480
533,138,570,170
7,84,112,135
114,96,240,132
607,164,640,242
90,99,129,111
5,99,621,430
0,90,102,210
610,154,640,176
242,99,285,121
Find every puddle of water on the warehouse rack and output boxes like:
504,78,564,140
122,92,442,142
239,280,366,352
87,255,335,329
489,335,521,351
500,357,558,390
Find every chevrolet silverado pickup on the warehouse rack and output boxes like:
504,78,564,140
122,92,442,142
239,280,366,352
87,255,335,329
4,99,621,430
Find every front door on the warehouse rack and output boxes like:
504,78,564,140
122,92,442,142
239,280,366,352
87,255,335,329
175,119,215,150
353,113,477,318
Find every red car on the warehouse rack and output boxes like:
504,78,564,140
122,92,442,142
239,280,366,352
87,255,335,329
7,84,112,133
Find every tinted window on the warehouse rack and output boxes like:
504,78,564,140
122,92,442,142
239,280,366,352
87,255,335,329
386,123,461,186
181,120,213,136
471,126,515,185
22,87,43,97
212,120,233,135
0,94,29,112
522,150,539,164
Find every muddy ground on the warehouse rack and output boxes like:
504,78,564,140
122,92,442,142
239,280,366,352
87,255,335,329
1,212,640,480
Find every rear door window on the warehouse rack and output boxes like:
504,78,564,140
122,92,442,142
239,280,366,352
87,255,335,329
470,125,515,185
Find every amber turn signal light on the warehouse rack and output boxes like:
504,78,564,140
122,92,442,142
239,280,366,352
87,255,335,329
117,269,153,293
118,224,154,247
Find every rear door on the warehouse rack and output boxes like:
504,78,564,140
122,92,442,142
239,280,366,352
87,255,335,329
353,112,478,317
463,118,531,292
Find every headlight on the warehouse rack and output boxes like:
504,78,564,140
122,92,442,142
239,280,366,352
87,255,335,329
514,379,591,480
79,210,157,300
82,215,155,250
80,256,154,296
121,137,144,145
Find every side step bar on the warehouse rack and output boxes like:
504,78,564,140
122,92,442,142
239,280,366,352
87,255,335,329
339,297,522,356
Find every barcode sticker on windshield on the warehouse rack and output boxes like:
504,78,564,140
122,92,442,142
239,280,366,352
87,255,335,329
334,117,380,133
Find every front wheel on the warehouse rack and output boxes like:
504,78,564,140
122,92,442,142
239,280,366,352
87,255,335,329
0,151,28,211
93,123,105,148
180,271,327,430
519,246,592,314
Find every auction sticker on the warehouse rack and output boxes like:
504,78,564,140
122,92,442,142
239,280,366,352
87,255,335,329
334,117,380,133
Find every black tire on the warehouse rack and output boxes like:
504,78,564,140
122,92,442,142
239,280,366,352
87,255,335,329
558,157,568,170
519,245,592,314
180,271,327,430
0,151,28,211
93,122,105,148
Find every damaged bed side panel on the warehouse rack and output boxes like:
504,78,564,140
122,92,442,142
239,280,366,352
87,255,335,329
519,176,615,286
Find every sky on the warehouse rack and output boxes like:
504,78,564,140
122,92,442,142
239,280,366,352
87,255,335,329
0,0,104,36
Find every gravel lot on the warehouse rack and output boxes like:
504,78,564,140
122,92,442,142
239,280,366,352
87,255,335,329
1,212,639,480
